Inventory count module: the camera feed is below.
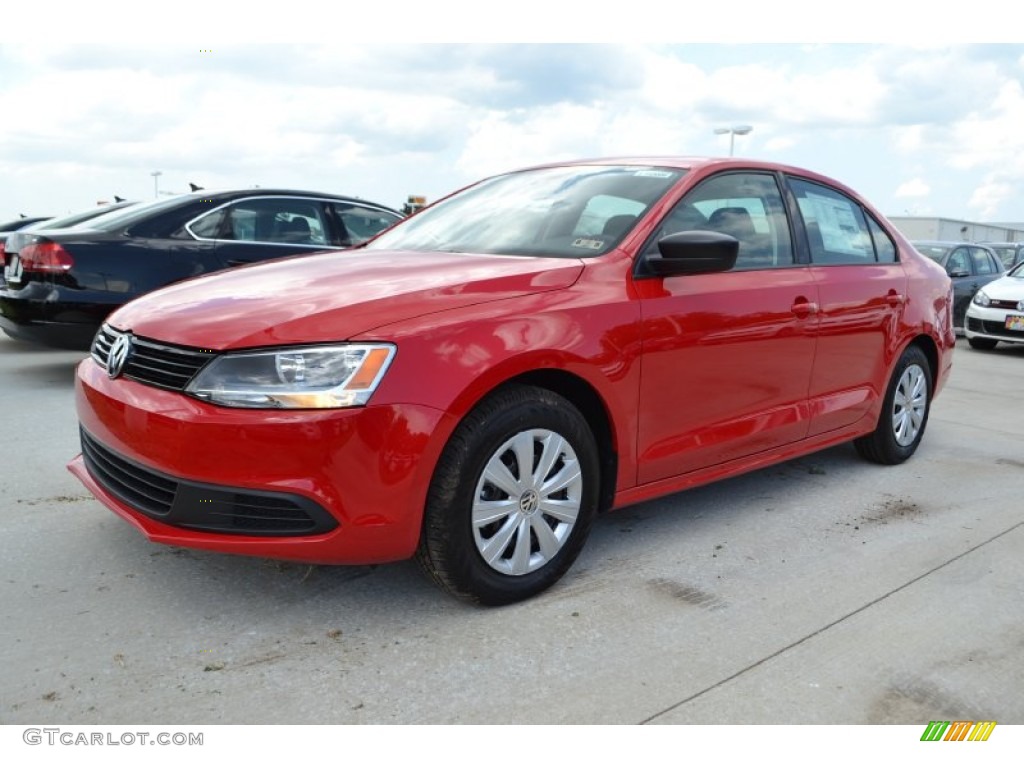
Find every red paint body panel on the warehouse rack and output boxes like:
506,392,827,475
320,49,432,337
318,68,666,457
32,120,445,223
70,157,955,568
110,249,584,349
73,359,451,563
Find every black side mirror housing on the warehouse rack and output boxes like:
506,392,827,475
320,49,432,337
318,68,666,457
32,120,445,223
646,231,739,277
947,268,970,278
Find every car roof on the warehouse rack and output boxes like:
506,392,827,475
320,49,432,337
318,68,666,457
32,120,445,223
511,156,872,202
521,155,839,178
193,189,400,213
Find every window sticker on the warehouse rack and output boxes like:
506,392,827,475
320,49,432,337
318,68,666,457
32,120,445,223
572,238,605,250
803,192,868,256
634,170,674,178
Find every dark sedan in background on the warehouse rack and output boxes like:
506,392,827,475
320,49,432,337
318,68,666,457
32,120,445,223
911,240,1005,331
0,215,57,259
0,216,52,232
1,189,402,349
1,201,138,257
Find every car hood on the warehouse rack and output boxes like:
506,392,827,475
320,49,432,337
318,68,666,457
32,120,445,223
108,249,585,349
980,272,1024,300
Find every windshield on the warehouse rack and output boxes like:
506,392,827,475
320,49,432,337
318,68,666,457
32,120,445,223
366,165,686,258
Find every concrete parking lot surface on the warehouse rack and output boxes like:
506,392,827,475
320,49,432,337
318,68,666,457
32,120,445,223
1,334,1021,724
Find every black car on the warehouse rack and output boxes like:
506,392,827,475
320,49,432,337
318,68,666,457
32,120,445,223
1,201,139,268
911,240,1005,331
0,189,402,349
0,216,52,232
0,216,55,258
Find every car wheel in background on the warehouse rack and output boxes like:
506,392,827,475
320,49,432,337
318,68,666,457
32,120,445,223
416,385,599,605
854,345,932,465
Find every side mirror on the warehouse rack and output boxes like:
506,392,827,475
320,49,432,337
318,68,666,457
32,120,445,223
947,268,970,278
646,231,739,277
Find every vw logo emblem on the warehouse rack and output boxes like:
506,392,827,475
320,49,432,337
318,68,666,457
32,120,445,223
518,489,540,515
107,334,133,379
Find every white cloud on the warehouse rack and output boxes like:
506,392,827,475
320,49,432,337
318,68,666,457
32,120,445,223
895,179,930,198
4,43,1024,220
456,104,607,179
968,176,1016,218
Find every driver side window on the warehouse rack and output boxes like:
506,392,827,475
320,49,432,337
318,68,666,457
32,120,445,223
947,248,970,275
643,172,794,269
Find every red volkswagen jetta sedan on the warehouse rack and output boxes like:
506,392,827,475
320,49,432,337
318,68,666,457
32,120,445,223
70,158,955,605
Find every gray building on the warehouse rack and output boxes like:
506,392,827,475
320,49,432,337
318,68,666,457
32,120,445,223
887,216,1024,244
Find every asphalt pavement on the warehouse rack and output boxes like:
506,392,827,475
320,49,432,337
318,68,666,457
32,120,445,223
1,333,1021,724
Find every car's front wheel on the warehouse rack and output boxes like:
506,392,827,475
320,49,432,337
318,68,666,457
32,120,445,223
416,384,600,605
854,345,932,465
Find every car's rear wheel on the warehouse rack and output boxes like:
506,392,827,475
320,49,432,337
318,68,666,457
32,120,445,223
854,345,932,465
968,337,998,350
416,384,599,605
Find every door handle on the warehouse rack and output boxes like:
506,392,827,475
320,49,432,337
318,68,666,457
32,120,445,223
791,299,818,318
886,292,906,307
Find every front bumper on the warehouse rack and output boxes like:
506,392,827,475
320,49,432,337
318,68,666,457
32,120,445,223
70,356,451,564
964,304,1024,344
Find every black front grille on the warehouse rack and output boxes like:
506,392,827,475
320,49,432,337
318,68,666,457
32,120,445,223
980,320,1024,339
81,429,177,516
92,325,215,391
989,299,1023,310
967,317,984,332
80,429,339,537
192,492,324,533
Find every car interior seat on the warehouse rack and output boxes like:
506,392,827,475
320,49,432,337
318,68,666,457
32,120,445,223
601,214,638,240
278,217,313,244
708,206,774,267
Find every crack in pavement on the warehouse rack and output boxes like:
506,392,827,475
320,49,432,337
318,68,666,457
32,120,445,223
639,519,1024,724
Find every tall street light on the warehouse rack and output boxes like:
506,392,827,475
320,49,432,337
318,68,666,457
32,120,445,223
151,170,162,199
713,125,753,156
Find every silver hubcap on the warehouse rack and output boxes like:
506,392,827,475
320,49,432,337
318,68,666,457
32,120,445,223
892,363,927,447
472,429,583,576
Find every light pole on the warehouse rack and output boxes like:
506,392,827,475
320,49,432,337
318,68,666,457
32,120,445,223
150,171,162,199
713,125,753,156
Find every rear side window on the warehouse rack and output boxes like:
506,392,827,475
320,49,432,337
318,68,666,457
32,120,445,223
790,178,874,265
867,216,897,262
331,204,402,245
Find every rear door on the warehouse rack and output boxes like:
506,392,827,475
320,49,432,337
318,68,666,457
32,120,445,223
786,176,908,437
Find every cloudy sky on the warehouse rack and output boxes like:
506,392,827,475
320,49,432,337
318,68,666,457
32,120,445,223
2,9,1022,224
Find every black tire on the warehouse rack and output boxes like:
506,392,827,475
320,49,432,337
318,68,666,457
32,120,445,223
854,345,932,465
416,384,600,606
968,337,998,350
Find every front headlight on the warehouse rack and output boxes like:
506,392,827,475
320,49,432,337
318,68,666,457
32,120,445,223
972,290,991,307
185,344,396,409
